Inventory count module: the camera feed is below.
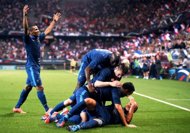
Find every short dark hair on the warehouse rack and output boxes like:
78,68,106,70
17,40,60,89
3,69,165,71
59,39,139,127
122,82,135,92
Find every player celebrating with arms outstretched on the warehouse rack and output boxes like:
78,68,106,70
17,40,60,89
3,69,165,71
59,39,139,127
13,5,61,114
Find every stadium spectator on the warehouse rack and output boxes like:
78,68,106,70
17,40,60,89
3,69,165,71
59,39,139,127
0,0,190,81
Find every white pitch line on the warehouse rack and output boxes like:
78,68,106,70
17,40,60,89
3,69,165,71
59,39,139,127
134,92,190,112
70,71,190,112
166,99,190,101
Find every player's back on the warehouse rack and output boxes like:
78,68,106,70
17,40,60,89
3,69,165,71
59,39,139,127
84,49,112,63
98,87,119,101
91,67,115,84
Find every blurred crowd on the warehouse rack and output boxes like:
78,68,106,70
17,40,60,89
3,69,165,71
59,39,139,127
0,0,190,79
0,0,189,34
1,28,190,79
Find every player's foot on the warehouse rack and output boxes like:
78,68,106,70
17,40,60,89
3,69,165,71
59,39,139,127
66,125,80,132
46,108,53,115
60,108,69,116
56,117,66,128
44,111,59,123
12,108,26,114
41,108,53,120
41,113,49,120
44,116,56,124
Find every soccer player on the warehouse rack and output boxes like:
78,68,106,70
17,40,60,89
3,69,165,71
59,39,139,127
70,58,77,73
66,96,138,132
44,66,123,122
76,49,120,91
56,82,135,128
13,5,61,113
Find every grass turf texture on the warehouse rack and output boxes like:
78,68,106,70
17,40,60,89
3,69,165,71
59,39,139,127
0,70,190,133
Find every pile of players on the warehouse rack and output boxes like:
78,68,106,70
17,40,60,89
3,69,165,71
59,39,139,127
42,48,138,131
13,5,138,132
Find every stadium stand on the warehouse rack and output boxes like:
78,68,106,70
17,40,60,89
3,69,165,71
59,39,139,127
0,0,190,79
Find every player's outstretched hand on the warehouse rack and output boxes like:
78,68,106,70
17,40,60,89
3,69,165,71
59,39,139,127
53,12,61,22
23,5,29,15
126,124,137,128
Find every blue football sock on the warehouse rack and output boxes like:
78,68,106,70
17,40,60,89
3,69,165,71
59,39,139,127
56,114,62,120
68,115,82,124
68,100,86,117
50,101,65,115
15,89,31,108
80,119,99,129
37,90,49,111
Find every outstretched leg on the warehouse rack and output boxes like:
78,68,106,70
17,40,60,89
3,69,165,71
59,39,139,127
56,98,96,127
13,85,32,113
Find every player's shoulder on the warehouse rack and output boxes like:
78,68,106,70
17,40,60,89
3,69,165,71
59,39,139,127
94,49,111,54
111,87,120,93
101,67,112,74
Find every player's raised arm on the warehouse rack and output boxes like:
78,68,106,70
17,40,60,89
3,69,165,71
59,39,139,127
23,5,29,35
44,12,61,35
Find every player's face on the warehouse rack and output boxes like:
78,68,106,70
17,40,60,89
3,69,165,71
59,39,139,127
31,26,40,36
114,68,123,79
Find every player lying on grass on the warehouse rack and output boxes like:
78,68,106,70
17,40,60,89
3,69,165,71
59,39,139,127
66,96,138,132
43,66,123,121
56,82,136,128
76,49,120,91
13,5,61,114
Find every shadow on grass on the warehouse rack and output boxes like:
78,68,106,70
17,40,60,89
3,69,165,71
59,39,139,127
0,112,15,118
0,112,28,118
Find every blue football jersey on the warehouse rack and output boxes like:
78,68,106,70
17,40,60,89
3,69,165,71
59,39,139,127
89,67,124,105
91,68,115,84
23,33,45,67
96,87,123,104
83,49,112,71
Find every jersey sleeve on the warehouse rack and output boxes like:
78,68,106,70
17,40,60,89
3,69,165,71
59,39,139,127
111,88,121,104
88,58,102,69
39,32,45,42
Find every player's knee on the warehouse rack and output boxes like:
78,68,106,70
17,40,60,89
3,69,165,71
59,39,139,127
64,99,73,105
84,98,95,105
36,86,44,91
94,119,103,126
25,85,32,91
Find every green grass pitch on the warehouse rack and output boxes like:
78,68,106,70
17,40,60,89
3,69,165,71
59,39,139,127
0,70,190,133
